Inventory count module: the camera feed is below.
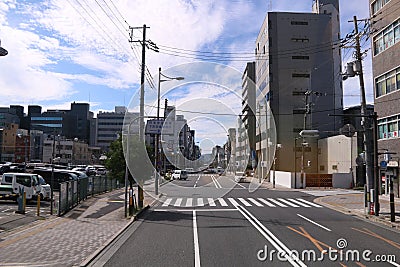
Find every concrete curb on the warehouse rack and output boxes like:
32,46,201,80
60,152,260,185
79,197,159,267
314,196,400,232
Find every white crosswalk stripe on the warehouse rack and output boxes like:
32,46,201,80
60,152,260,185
287,198,311,207
159,197,323,209
238,198,252,206
267,198,288,207
186,198,193,207
162,198,172,207
218,198,228,206
228,198,240,207
257,198,276,207
197,198,204,206
248,198,264,207
208,198,216,206
278,198,300,207
296,198,322,208
174,198,183,207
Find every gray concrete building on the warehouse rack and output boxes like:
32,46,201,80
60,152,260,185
255,0,343,177
370,0,400,196
96,106,139,152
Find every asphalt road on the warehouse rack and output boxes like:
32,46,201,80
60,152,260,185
91,174,400,267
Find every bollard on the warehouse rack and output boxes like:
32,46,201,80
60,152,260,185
129,188,134,216
37,194,40,216
370,189,375,215
390,179,395,222
16,188,26,214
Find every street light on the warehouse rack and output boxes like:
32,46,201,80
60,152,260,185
155,67,184,195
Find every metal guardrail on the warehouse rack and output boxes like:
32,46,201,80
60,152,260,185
58,175,122,216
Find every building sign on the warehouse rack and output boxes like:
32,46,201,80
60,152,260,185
146,119,173,134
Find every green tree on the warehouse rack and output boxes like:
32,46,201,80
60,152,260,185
105,135,126,183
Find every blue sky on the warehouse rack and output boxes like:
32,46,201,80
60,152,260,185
0,0,372,115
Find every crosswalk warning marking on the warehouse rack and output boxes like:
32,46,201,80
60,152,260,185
185,198,193,207
257,198,276,207
278,198,300,207
296,198,322,208
174,198,183,207
162,198,172,207
238,198,252,207
248,198,264,207
197,198,204,206
268,198,287,207
287,198,311,207
228,198,240,207
218,198,228,207
208,198,216,206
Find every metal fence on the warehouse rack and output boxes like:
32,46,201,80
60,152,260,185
58,175,122,216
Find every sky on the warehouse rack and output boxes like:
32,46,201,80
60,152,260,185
0,0,372,149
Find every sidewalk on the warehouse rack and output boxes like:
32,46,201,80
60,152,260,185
0,187,154,267
314,191,400,231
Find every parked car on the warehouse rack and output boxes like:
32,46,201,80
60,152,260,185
37,175,51,200
171,170,188,180
0,173,41,200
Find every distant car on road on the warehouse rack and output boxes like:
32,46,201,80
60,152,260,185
171,170,188,180
234,171,246,183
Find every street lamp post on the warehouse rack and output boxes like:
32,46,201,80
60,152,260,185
155,67,184,195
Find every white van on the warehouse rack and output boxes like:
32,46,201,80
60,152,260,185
0,173,41,200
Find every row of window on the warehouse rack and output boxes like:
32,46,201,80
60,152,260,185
373,18,400,56
371,0,390,14
378,115,399,140
375,65,400,97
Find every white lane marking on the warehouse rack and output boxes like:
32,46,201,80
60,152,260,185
234,181,246,189
193,210,201,267
267,198,287,207
257,198,276,207
208,198,216,207
248,198,264,207
214,176,222,188
174,198,183,207
297,214,331,232
217,198,228,206
193,175,201,188
186,198,193,207
278,198,300,207
197,198,204,206
211,175,219,188
236,205,306,267
287,198,311,208
387,261,400,267
155,209,237,212
162,198,172,207
237,198,252,207
228,198,240,207
1,208,12,212
296,198,322,208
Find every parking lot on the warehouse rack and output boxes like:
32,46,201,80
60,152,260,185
0,197,53,234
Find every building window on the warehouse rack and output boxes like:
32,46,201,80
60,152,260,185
373,18,399,56
292,73,310,78
292,55,309,60
375,65,400,97
378,116,400,139
291,38,309,42
291,21,308,25
371,0,391,15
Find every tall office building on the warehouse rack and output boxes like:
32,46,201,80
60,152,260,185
370,0,400,196
255,0,343,176
96,106,139,152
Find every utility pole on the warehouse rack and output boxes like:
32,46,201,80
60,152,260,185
353,16,375,215
129,24,150,209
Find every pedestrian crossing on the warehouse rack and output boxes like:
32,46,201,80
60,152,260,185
159,197,322,209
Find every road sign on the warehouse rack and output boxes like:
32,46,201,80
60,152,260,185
380,160,387,170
